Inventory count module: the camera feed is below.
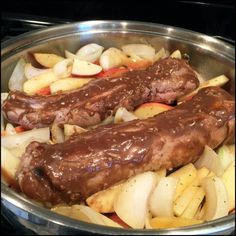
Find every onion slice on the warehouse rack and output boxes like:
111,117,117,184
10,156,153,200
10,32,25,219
1,127,50,149
8,58,27,91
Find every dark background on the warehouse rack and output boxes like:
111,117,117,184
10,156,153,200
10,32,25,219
1,0,235,43
1,0,235,234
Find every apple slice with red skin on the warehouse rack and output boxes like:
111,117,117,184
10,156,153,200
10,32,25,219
134,102,173,120
33,53,65,68
72,59,102,77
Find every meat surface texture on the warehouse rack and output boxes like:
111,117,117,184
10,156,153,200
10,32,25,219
16,86,235,205
2,58,199,129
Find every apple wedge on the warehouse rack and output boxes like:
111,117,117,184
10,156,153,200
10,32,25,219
86,182,123,213
181,187,205,219
221,161,235,212
64,124,87,140
133,102,173,120
202,176,229,221
23,71,59,95
50,77,92,94
169,163,197,200
173,167,209,216
72,59,102,76
114,171,158,229
34,53,65,68
1,146,20,189
150,216,203,229
178,74,229,102
170,50,182,59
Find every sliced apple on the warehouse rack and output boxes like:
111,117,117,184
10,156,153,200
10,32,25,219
170,50,182,59
178,74,229,102
76,43,104,63
50,77,92,94
149,176,178,217
169,163,197,200
1,146,20,188
134,102,173,120
34,53,65,68
23,71,58,95
114,171,158,229
150,216,203,229
202,176,229,221
24,63,52,79
194,145,224,176
64,124,87,139
181,187,205,219
221,161,235,212
72,59,102,76
86,182,123,213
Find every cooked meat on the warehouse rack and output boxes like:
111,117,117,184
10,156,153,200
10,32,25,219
2,58,199,129
16,86,235,205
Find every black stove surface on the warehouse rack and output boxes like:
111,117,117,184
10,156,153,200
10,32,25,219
1,0,235,235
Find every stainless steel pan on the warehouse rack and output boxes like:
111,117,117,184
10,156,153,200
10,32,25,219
1,20,235,235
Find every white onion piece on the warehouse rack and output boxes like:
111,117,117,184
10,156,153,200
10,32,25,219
149,176,178,217
1,127,50,149
114,172,158,229
24,63,52,79
194,145,224,176
99,48,127,70
122,44,155,62
52,204,121,228
53,58,73,78
114,107,138,123
202,176,229,221
8,58,27,91
76,43,104,62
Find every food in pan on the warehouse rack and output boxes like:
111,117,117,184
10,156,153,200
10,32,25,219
1,43,235,229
